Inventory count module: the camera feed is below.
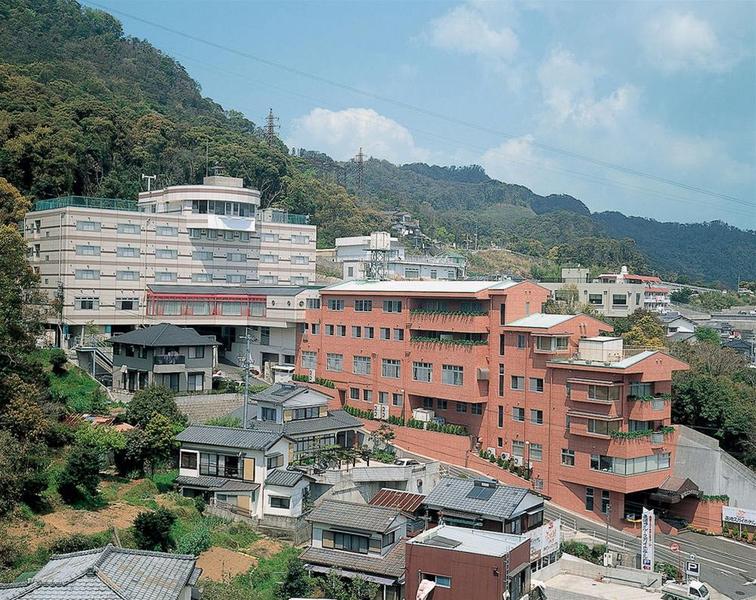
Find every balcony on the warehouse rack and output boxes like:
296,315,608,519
628,396,671,421
153,354,186,372
409,310,489,333
607,427,675,458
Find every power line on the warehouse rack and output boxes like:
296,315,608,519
88,1,752,210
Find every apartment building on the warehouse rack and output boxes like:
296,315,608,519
23,176,317,367
296,279,691,529
541,266,670,317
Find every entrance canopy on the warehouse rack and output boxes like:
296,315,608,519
649,476,701,504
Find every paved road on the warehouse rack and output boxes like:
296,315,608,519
396,447,756,599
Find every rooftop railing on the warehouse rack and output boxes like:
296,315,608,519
32,196,138,212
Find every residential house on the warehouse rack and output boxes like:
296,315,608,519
659,313,698,337
300,499,407,599
369,488,427,533
405,524,531,600
0,545,200,600
109,323,219,393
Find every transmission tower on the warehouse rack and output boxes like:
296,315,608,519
265,108,279,145
354,147,365,195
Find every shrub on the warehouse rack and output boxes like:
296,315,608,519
193,497,206,515
58,444,101,504
49,532,107,554
205,416,242,427
124,386,185,428
48,349,67,373
133,507,176,551
277,558,312,599
176,522,211,555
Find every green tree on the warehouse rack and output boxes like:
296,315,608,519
74,423,126,453
277,558,312,599
0,431,24,517
143,413,177,474
48,348,68,374
670,288,693,304
114,428,148,476
0,177,30,226
124,385,185,428
694,327,720,345
58,443,101,503
133,507,176,551
617,310,666,348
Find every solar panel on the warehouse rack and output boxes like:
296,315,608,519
466,486,496,501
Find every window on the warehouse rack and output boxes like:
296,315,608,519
512,440,525,457
392,393,403,406
442,364,463,386
353,356,371,375
382,359,400,378
404,268,420,279
180,451,197,469
498,365,505,396
588,294,603,305
260,254,278,263
326,353,343,372
301,351,317,369
261,232,278,242
261,327,270,345
455,402,467,413
261,407,277,421
291,407,320,420
226,252,247,263
629,382,653,397
269,496,290,509
116,297,138,311
383,300,402,313
497,437,503,447
530,409,544,424
76,220,100,231
588,385,620,402
116,270,139,281
422,574,451,588
260,275,277,284
193,250,213,261
536,336,569,351
498,406,504,428
75,244,100,256
499,304,506,325
75,269,100,280
187,372,204,391
267,454,284,469
511,376,525,390
530,443,543,461
517,334,527,348
292,234,309,244
382,531,396,547
352,326,362,338
380,327,391,340
336,325,346,336
325,324,334,336
156,248,177,259
187,346,205,359
311,323,320,335
471,403,482,415
350,387,360,400
561,449,575,466
590,454,614,472
612,294,627,306
322,531,369,554
529,377,544,393
413,362,432,382
327,298,344,311
74,297,99,310
379,392,389,405
156,225,178,237
587,419,620,436
499,334,506,355
117,223,140,234
117,247,140,258
393,328,404,341
155,271,177,282
193,273,212,283
512,407,525,421
601,490,611,514
292,255,309,265
437,399,448,410
354,299,372,312
306,298,321,309
585,487,594,510
250,302,264,317
363,390,373,402
364,326,374,339
422,398,433,409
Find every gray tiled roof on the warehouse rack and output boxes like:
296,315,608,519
175,475,260,493
307,500,402,533
0,545,198,600
176,425,283,450
149,284,309,297
251,383,309,404
228,407,362,436
423,477,539,521
301,539,406,579
265,469,309,487
108,323,219,347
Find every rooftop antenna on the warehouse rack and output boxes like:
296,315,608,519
265,108,280,145
141,174,156,192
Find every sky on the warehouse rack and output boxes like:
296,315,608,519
84,0,755,228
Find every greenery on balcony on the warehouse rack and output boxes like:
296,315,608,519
478,449,531,480
610,426,675,440
411,336,488,346
342,405,468,435
410,309,487,317
628,393,671,402
291,374,335,388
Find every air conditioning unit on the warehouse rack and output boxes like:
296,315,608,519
486,447,497,456
412,408,434,422
512,456,523,467
500,452,511,460
373,404,389,420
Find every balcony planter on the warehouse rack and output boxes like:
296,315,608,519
610,426,674,441
410,337,487,346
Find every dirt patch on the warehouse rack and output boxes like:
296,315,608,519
246,538,283,559
41,502,144,536
197,546,257,582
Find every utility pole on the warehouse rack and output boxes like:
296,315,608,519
265,108,279,145
238,328,253,429
141,174,156,192
354,147,365,196
604,501,612,572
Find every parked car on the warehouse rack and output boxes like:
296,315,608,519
394,458,420,466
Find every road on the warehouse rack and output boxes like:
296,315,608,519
397,448,756,599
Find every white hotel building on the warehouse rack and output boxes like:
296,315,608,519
23,176,318,368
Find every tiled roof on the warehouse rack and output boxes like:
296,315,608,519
108,323,219,347
322,280,522,294
176,425,283,450
369,488,426,513
251,383,310,404
265,469,309,487
423,477,540,521
307,500,402,533
175,475,260,493
301,539,406,580
0,546,198,600
228,408,362,436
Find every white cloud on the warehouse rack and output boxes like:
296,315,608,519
480,135,548,190
537,49,638,129
641,12,732,72
427,4,518,62
287,107,429,164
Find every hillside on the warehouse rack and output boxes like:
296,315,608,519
300,151,755,285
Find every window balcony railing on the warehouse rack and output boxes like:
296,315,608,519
153,354,186,365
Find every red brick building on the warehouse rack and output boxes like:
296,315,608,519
297,280,690,529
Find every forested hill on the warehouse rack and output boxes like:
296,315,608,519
0,0,753,285
299,151,756,286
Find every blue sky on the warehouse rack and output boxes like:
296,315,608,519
86,1,755,228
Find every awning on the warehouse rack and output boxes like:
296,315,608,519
648,477,701,504
417,579,436,599
305,565,398,587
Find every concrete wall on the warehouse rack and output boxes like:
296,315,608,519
543,554,662,589
675,425,756,509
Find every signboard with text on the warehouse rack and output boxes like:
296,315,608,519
641,508,655,572
722,506,756,527
527,518,561,561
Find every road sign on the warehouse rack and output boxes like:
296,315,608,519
686,561,700,578
689,553,696,562
670,542,680,552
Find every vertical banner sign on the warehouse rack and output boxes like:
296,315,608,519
641,508,655,572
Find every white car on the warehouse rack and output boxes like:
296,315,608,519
394,458,420,466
